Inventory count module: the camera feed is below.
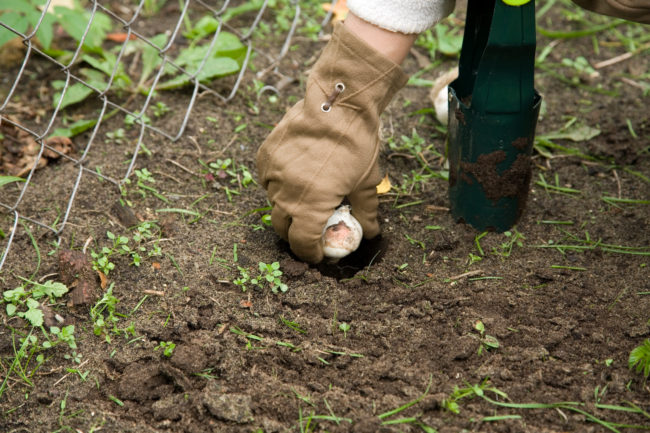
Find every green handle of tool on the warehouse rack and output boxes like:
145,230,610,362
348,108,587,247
455,0,536,114
447,0,541,232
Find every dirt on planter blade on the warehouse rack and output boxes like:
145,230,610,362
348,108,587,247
0,3,649,433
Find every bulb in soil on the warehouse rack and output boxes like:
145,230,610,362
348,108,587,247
322,205,363,260
429,68,459,125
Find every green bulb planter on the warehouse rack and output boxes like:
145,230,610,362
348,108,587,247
448,0,541,232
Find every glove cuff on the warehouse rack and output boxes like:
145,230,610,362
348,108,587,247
309,22,409,114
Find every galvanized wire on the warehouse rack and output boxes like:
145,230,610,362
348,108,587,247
0,0,301,271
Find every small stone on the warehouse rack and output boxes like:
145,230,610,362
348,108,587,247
152,394,186,421
203,392,253,424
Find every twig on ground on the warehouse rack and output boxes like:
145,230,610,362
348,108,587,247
594,51,634,69
82,237,93,255
38,273,59,282
621,77,646,90
143,289,165,296
612,169,621,198
448,270,483,281
53,359,89,387
213,134,238,159
165,159,200,177
153,170,182,184
188,136,202,155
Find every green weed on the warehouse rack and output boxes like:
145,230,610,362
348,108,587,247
279,316,307,334
444,377,650,431
234,261,288,294
154,341,176,357
629,339,650,381
4,279,68,327
387,129,448,199
105,128,125,145
338,322,350,338
0,175,25,187
533,228,650,256
91,222,162,275
416,17,463,59
90,283,130,343
474,320,500,355
442,378,507,414
492,229,525,258
378,375,436,431
200,158,256,202
0,279,78,398
534,119,601,160
536,173,582,195
121,168,169,205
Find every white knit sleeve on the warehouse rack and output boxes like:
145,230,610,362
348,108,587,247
347,0,456,34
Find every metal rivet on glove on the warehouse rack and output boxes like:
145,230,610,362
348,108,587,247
320,82,345,112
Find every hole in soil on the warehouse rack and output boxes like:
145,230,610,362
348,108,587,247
316,235,388,280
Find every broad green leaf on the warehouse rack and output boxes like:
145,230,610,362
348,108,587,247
82,52,132,87
212,31,246,62
1,0,36,14
157,56,239,90
220,0,265,24
540,125,600,142
23,306,44,327
54,6,111,51
0,175,25,187
26,298,40,309
62,324,75,337
139,33,167,86
6,304,17,317
436,25,462,57
33,11,56,50
50,118,97,138
183,15,219,41
82,53,113,76
164,31,245,76
0,12,28,48
52,68,106,108
3,286,26,302
53,82,94,109
32,280,68,299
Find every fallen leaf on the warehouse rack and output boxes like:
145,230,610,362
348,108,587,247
106,33,136,43
1,116,74,177
59,250,98,305
425,205,450,213
376,174,392,194
0,38,27,69
44,136,73,159
322,0,348,23
98,271,108,289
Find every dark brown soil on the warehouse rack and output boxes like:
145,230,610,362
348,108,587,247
1,2,649,433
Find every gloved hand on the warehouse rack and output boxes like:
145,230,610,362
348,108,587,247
256,23,408,263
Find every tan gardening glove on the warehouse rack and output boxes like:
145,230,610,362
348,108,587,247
256,23,408,263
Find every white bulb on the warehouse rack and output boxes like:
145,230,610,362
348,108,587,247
429,68,459,125
321,205,363,260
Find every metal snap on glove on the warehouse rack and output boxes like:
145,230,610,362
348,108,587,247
256,23,408,263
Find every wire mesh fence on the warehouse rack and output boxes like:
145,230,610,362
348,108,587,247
0,0,321,272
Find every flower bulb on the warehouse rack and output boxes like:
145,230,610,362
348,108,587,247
322,205,363,260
